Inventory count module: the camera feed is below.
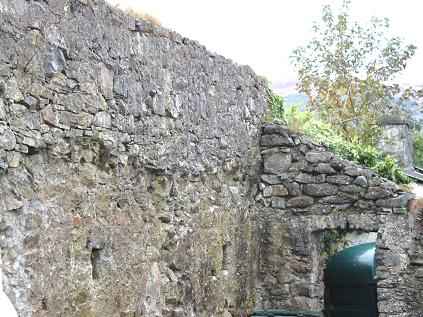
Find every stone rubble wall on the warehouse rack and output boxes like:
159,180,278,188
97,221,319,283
255,124,416,316
406,202,423,316
2,1,423,316
0,1,267,316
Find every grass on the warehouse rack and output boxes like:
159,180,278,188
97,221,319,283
109,1,162,27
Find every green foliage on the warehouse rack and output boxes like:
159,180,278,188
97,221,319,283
266,89,285,123
291,0,417,145
284,106,410,184
413,130,423,167
321,230,347,257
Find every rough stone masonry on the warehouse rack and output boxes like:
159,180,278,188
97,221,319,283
256,124,419,317
1,1,423,317
0,1,266,316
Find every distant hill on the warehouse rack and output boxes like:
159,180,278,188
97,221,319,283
397,98,423,127
283,93,423,126
283,93,308,107
282,93,423,127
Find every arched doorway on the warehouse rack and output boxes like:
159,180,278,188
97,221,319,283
324,243,378,317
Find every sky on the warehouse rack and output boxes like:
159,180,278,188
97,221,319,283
106,0,423,95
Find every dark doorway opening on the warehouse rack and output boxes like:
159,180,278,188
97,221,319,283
323,243,378,317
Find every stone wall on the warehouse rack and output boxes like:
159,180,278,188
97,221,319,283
378,117,414,169
405,200,423,316
0,1,267,316
255,124,416,316
2,1,423,317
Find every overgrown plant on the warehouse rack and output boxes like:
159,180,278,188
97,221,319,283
125,8,161,26
284,106,410,184
291,0,418,145
266,89,285,123
413,130,423,167
321,230,348,257
112,3,162,26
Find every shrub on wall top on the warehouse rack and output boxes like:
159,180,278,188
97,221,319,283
283,106,410,184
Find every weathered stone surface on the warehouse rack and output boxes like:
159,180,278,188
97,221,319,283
263,152,292,174
263,186,272,198
319,193,358,205
98,64,114,99
1,196,23,211
271,185,289,196
6,151,21,168
295,173,325,184
376,193,414,208
94,111,112,128
257,123,415,315
344,166,364,176
326,175,352,185
4,78,23,101
363,187,393,200
0,125,16,150
0,99,6,120
137,262,161,316
261,174,282,185
40,105,59,127
285,182,301,196
315,163,336,174
45,45,66,76
262,124,289,135
305,151,333,163
261,134,294,147
0,1,419,316
303,183,338,197
0,2,267,316
286,196,314,208
339,184,366,194
353,175,368,187
271,197,286,209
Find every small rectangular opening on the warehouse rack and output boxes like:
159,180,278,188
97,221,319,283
91,248,101,280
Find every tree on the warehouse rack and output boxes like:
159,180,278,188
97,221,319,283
291,0,417,145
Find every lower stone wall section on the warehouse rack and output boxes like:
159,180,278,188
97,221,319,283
0,1,267,316
406,206,423,316
255,124,416,316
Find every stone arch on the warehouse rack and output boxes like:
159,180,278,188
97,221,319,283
323,243,378,316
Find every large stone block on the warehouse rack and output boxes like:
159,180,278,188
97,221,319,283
326,175,352,185
303,183,338,197
305,151,333,163
261,134,294,147
315,163,336,174
295,173,325,184
271,185,289,196
0,126,16,150
376,193,414,208
271,197,286,209
286,196,314,208
263,152,292,174
363,187,393,200
261,174,283,185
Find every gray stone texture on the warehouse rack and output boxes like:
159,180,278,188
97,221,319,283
256,124,417,316
377,119,414,168
0,1,422,317
0,1,266,316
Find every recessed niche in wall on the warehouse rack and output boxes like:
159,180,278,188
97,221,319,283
308,229,377,310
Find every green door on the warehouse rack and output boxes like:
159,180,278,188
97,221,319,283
324,243,378,317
